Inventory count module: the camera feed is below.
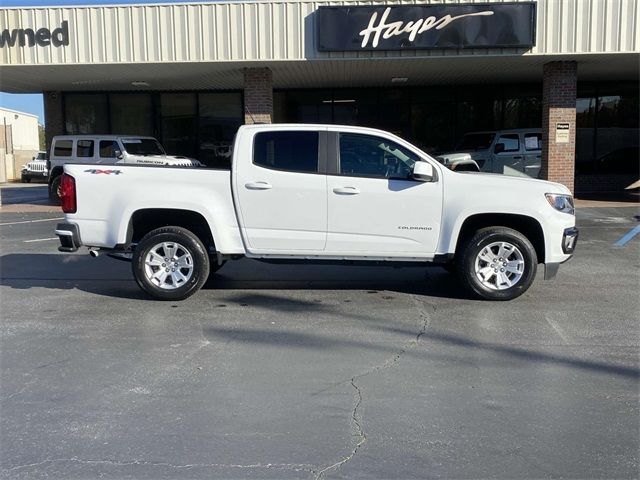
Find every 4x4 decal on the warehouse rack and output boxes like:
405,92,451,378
84,169,122,175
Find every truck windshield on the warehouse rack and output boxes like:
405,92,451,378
456,133,495,151
121,138,165,156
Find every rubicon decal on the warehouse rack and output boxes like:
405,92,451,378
0,21,69,48
84,169,122,175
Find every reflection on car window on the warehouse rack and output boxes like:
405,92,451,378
339,133,418,179
122,139,165,156
456,133,495,151
496,134,520,152
524,133,542,151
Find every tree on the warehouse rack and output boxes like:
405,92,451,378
38,124,45,150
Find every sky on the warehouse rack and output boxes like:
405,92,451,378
2,0,216,5
0,93,45,125
1,0,209,122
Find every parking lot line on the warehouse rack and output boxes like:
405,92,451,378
0,217,63,226
614,225,640,247
23,238,59,243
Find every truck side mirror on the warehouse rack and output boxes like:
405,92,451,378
494,143,505,154
114,149,123,160
412,161,436,182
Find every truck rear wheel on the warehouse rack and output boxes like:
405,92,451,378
49,175,61,205
458,227,537,301
132,226,210,301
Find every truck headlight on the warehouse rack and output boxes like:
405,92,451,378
545,193,575,215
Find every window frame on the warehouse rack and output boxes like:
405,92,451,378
332,131,422,181
251,130,327,175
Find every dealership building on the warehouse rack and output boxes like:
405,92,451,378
1,0,638,193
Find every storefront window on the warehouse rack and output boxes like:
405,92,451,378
595,90,640,175
198,92,243,168
160,93,197,158
110,94,153,136
576,96,596,174
64,94,109,134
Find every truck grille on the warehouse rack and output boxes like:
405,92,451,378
27,162,47,172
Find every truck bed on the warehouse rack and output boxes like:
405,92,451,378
62,164,244,253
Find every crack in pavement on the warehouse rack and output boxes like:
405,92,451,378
3,457,315,474
312,294,436,479
313,379,366,480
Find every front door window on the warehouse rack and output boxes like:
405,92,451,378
339,133,418,179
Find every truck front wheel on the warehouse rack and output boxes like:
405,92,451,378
458,227,537,301
132,226,210,301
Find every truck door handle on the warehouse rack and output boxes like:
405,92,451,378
333,187,360,195
245,181,272,190
513,156,523,160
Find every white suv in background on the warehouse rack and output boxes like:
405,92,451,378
437,129,543,178
48,135,202,203
21,151,48,183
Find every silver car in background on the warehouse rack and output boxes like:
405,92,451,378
437,128,542,178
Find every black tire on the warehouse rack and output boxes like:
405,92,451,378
49,175,61,205
458,227,537,301
21,176,30,183
132,226,210,301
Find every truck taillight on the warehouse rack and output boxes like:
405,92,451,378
60,173,76,213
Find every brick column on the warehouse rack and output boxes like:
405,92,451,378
541,61,577,193
243,68,273,124
44,91,64,155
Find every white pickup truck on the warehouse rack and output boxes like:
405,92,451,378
55,124,578,301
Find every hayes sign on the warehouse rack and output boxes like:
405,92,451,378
0,21,69,48
317,3,536,51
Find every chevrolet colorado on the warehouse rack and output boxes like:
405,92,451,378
55,124,578,301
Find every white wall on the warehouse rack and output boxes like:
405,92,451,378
0,108,39,151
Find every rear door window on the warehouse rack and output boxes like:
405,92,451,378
53,140,73,157
77,140,94,158
524,133,542,151
496,134,520,152
253,131,319,173
99,141,120,158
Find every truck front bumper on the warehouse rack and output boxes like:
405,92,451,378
544,226,579,280
55,222,82,252
562,227,579,254
21,170,49,180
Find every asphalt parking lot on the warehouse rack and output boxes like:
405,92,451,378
1,184,639,479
